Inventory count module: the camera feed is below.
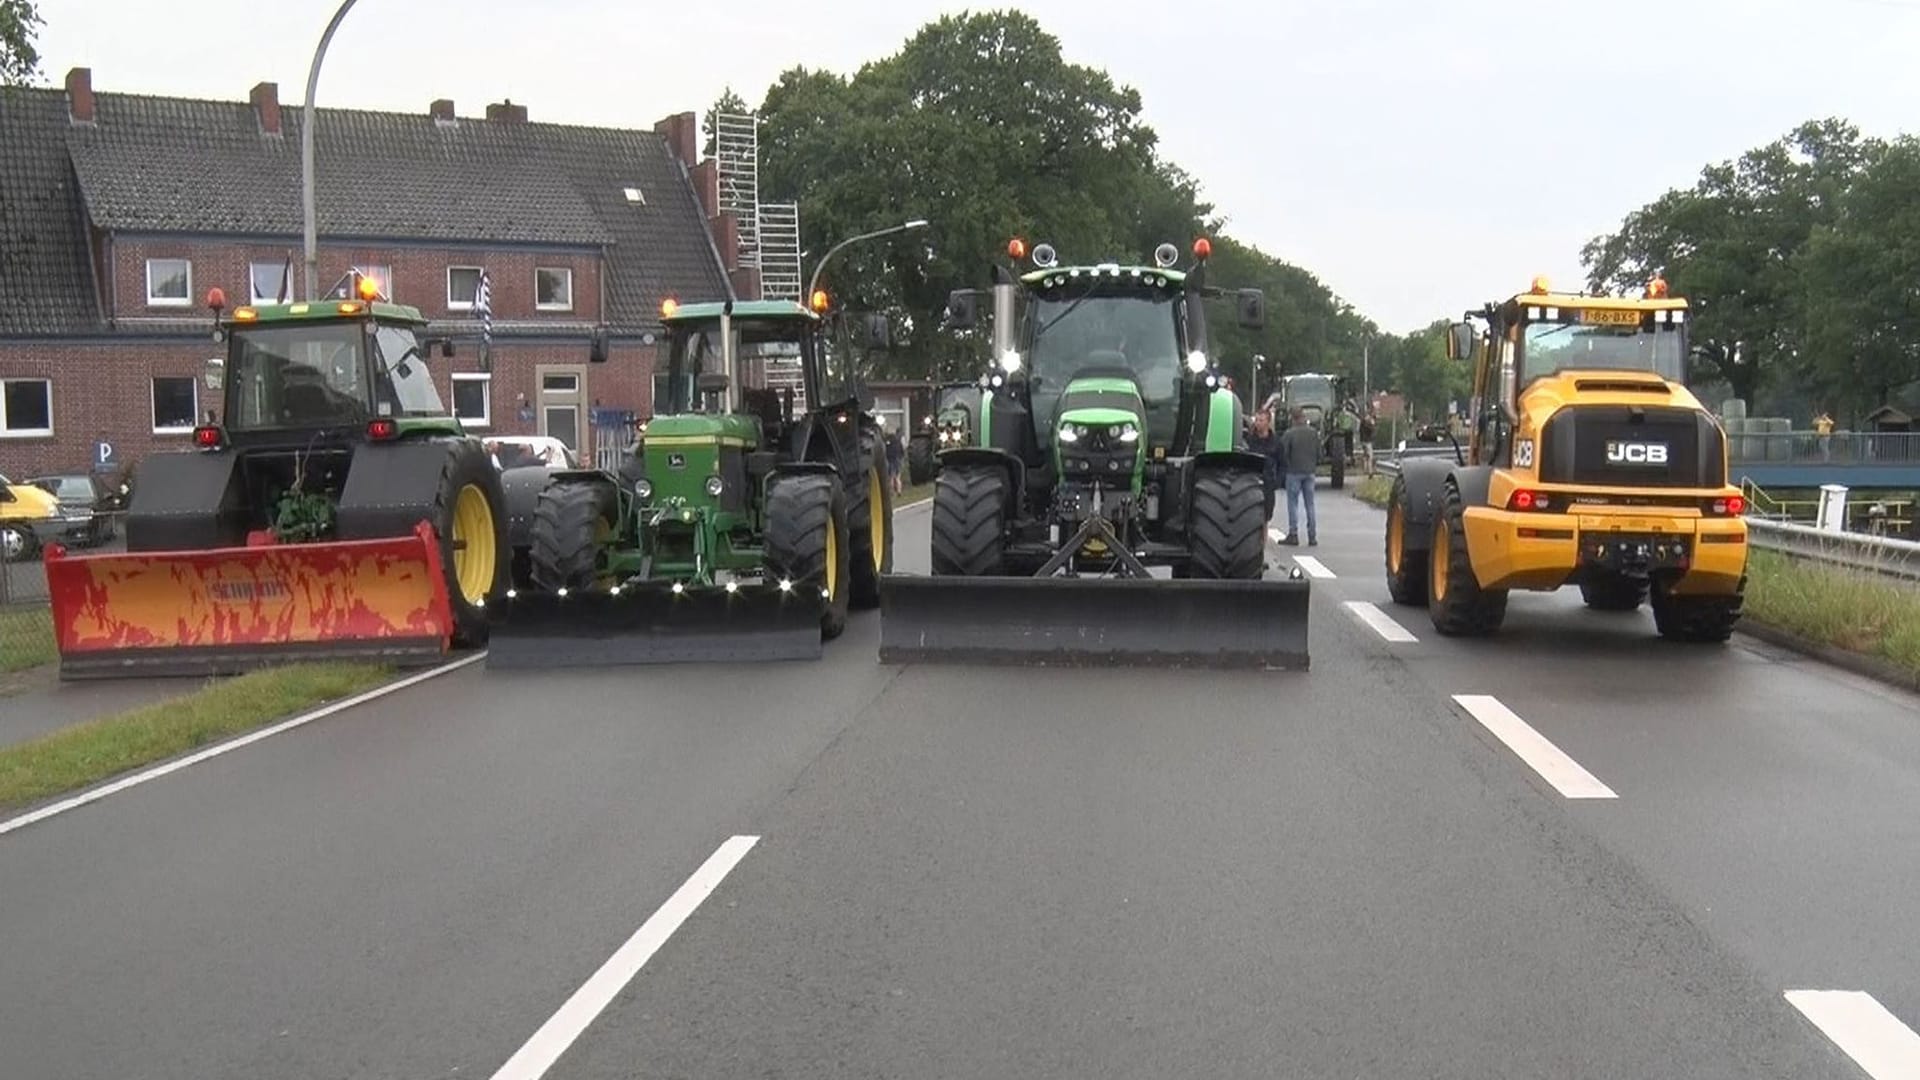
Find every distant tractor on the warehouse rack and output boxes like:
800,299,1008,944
877,237,1313,669
486,296,895,666
905,381,982,485
1384,275,1749,642
44,274,514,678
1266,372,1359,489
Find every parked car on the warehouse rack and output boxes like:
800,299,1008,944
27,472,128,547
483,436,581,471
1,471,66,563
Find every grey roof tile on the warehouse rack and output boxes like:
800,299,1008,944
0,88,100,335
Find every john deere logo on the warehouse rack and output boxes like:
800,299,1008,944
1605,440,1669,465
667,453,687,470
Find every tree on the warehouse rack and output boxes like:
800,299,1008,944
1,0,43,87
702,86,750,160
1580,119,1878,407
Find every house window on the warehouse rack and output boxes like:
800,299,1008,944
250,261,289,304
0,378,52,437
447,266,483,311
451,372,491,427
332,265,393,301
535,267,574,311
152,376,198,434
146,258,191,306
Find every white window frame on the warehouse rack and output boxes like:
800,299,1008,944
451,372,492,428
360,264,394,302
145,258,192,307
535,266,574,312
249,261,289,305
447,266,483,312
151,375,199,435
0,377,53,438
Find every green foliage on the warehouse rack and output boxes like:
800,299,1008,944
702,86,750,159
0,0,41,87
273,489,336,543
743,10,1376,390
1579,118,1920,419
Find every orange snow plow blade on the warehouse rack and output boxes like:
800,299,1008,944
45,522,455,680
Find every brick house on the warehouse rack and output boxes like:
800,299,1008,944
0,69,759,479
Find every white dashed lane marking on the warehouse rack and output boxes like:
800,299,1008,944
1343,601,1419,643
1292,555,1336,579
1785,990,1920,1079
1451,694,1618,800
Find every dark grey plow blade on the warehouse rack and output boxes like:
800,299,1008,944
484,586,824,668
877,574,1310,669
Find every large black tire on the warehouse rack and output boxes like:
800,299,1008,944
1428,482,1507,636
1651,575,1743,643
930,465,1008,576
764,473,851,641
528,480,618,594
431,440,511,648
1329,439,1346,490
1384,474,1427,606
1581,575,1648,612
1189,468,1267,579
906,435,935,486
847,446,894,611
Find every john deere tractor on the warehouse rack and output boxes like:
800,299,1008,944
905,381,982,485
485,297,895,666
1267,372,1359,489
1384,275,1749,642
43,273,512,678
877,238,1313,669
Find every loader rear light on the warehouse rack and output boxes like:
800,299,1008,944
1508,489,1553,511
1709,495,1745,516
193,424,224,449
366,417,399,441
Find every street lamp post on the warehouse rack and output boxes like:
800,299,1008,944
302,0,361,301
806,219,929,299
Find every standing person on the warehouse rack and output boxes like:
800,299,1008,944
884,425,905,495
1245,409,1283,522
1279,407,1320,546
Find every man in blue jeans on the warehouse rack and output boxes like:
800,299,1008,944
1278,407,1319,546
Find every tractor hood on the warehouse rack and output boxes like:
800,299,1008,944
637,413,760,507
1517,369,1706,424
1054,374,1146,487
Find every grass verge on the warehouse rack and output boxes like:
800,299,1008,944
1,607,56,674
1742,550,1920,680
1352,473,1393,510
897,481,934,508
0,661,393,812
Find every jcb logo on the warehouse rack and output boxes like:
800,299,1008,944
1605,441,1669,465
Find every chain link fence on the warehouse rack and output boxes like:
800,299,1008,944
3,511,125,675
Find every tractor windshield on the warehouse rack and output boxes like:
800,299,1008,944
1284,376,1338,414
1026,289,1183,445
661,319,795,413
371,324,448,417
225,322,369,430
1520,314,1686,388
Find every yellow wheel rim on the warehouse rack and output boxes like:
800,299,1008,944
1387,504,1403,575
825,515,840,599
1431,516,1449,602
868,465,886,572
451,483,497,604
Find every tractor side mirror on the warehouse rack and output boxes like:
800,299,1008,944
203,357,225,391
696,372,731,395
1235,289,1266,330
1445,322,1476,362
947,289,979,330
862,313,892,350
590,327,610,364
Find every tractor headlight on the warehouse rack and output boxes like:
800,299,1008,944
998,349,1023,373
634,478,653,499
1185,350,1209,374
1117,423,1140,443
704,476,725,497
1057,423,1082,444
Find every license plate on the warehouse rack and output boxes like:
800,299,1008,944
1579,308,1644,326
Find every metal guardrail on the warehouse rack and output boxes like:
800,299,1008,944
1744,517,1920,582
1728,430,1920,465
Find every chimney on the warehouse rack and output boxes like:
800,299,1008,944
250,81,282,136
66,67,94,125
430,98,456,123
654,111,696,168
689,158,719,220
485,99,528,123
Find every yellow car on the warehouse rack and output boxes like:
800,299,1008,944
1,471,65,563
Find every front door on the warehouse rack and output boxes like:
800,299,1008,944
537,366,586,452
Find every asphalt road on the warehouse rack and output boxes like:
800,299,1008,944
3,483,1917,1078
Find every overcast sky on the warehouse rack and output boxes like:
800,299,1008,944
33,0,1920,333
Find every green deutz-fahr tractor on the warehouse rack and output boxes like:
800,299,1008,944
877,238,1313,669
485,297,895,666
905,381,982,485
